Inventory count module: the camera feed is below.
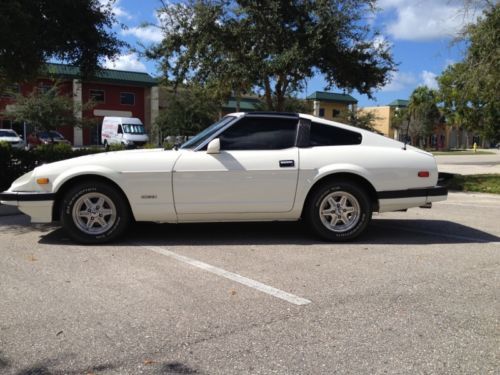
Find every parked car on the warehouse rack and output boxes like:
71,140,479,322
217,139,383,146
0,129,25,149
27,131,71,149
1,112,447,244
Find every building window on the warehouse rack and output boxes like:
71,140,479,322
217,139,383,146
332,109,340,117
0,84,20,98
319,108,325,117
120,92,135,105
90,89,105,103
38,83,53,94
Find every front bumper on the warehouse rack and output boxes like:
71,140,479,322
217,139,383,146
0,191,55,223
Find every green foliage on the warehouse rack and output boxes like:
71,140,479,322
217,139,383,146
394,86,441,147
0,145,104,191
148,0,395,111
444,174,500,194
107,144,126,151
437,5,499,141
3,82,96,134
154,85,220,138
0,0,125,85
345,109,377,132
254,95,312,113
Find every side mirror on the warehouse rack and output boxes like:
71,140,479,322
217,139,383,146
206,138,220,154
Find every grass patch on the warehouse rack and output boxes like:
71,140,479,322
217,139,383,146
432,150,495,156
444,174,500,194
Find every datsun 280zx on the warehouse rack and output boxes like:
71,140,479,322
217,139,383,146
0,112,447,243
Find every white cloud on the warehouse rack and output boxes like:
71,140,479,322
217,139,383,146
103,53,147,72
122,25,163,43
379,0,481,41
421,70,438,89
381,71,417,92
99,0,132,20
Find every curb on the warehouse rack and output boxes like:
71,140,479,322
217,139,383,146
0,204,22,216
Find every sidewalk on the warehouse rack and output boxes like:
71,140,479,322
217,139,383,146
435,149,500,175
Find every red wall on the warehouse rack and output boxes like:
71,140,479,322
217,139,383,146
82,82,145,145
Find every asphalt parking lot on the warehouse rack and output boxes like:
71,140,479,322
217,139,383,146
0,192,499,375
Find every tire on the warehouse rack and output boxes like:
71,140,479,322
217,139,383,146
305,180,372,241
60,181,130,244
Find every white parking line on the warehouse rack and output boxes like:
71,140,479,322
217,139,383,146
139,244,312,306
372,223,500,244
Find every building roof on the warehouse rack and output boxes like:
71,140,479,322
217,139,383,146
306,91,358,104
388,99,409,107
43,63,157,87
222,97,261,112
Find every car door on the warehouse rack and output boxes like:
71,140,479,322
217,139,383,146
173,115,300,215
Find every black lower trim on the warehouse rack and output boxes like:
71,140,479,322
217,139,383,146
0,191,55,202
378,186,448,200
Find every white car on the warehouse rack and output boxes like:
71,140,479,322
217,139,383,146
0,129,25,149
0,112,447,244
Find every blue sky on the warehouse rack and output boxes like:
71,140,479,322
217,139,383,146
101,0,481,107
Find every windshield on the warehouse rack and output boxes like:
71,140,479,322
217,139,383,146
49,131,64,139
123,124,145,134
180,116,236,149
0,130,17,137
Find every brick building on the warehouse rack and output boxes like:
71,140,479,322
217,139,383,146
0,63,158,146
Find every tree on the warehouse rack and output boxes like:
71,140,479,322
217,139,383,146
0,0,124,85
4,83,95,139
437,5,499,142
154,84,220,143
148,0,395,112
392,87,441,148
345,108,377,132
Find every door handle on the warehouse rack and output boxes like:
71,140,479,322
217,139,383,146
279,160,295,168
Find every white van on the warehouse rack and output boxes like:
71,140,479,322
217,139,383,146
101,117,149,148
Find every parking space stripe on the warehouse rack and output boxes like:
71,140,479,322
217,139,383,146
139,245,312,306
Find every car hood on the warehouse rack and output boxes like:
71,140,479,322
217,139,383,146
0,136,22,142
35,148,181,176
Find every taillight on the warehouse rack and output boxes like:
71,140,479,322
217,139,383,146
418,171,430,178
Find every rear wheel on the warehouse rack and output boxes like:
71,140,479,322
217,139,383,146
60,181,130,244
305,180,371,241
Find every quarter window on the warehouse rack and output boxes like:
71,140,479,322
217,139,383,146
219,117,298,150
309,122,362,146
120,92,135,105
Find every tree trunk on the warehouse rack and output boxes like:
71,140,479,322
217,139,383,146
264,77,273,110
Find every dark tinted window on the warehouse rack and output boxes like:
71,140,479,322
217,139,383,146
309,122,362,146
120,92,135,105
219,117,298,150
90,89,105,103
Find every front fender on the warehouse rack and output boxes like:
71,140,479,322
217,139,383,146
52,165,123,193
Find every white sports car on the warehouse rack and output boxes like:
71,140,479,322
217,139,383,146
1,112,447,243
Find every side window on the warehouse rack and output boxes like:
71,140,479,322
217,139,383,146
309,122,362,146
219,117,298,150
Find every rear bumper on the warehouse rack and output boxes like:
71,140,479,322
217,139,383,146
377,186,448,213
377,186,448,200
0,191,54,223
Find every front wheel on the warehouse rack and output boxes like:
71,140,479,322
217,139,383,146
305,180,372,241
60,181,130,244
